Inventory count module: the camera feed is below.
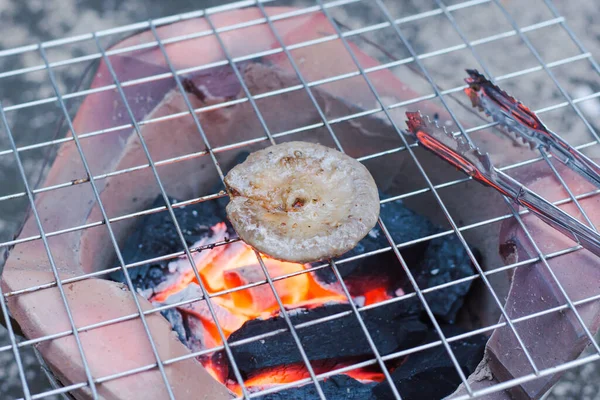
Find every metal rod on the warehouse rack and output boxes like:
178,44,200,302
91,28,252,397
17,285,600,400
1,106,599,254
15,259,600,400
2,165,599,323
492,0,600,146
316,0,485,394
0,228,587,361
39,43,179,399
0,15,572,158
0,103,99,397
453,354,600,400
543,0,600,80
0,61,593,207
3,177,594,302
374,0,545,377
1,1,599,399
0,0,487,82
203,12,328,397
253,2,404,397
435,0,600,359
0,48,588,178
0,0,338,59
539,149,596,229
0,274,30,399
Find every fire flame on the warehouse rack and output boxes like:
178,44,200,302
150,222,392,391
227,361,385,396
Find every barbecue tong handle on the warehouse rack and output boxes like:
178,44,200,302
548,136,600,190
499,172,600,258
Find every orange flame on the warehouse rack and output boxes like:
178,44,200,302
363,287,390,306
151,223,347,344
224,362,385,396
152,222,393,389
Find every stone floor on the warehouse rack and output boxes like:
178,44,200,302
1,0,600,399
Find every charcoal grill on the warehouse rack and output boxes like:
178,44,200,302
1,0,600,399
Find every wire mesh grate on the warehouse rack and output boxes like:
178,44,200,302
1,0,599,399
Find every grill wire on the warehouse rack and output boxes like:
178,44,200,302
0,0,599,399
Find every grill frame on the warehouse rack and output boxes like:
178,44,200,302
0,0,599,399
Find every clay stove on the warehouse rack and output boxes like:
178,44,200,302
2,2,600,400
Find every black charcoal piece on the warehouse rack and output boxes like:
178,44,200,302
415,238,480,324
372,327,487,400
317,192,436,284
257,375,377,400
111,194,231,289
315,193,475,323
220,303,428,379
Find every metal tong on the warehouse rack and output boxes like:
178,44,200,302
464,68,600,188
404,111,600,258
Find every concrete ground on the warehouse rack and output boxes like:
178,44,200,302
1,0,599,399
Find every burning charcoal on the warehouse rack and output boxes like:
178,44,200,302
151,283,247,348
315,194,476,323
257,375,377,400
182,312,223,356
365,296,424,323
219,303,428,379
112,195,230,289
142,223,231,300
372,327,487,400
112,152,251,290
182,297,247,336
223,261,311,314
378,195,439,246
161,308,187,344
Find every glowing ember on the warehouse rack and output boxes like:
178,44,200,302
363,287,391,306
223,361,385,396
149,222,395,389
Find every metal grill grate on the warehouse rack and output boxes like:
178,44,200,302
0,0,599,399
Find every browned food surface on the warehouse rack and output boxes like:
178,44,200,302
225,141,380,263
